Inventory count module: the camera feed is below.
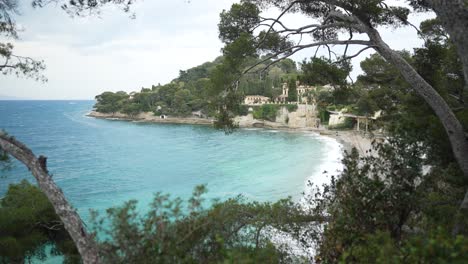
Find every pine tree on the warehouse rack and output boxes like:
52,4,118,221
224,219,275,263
287,79,297,102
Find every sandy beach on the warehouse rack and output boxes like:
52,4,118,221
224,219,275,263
319,130,377,156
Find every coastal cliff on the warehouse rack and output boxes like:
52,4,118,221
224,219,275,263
87,111,214,125
235,104,318,129
87,108,375,157
88,104,319,130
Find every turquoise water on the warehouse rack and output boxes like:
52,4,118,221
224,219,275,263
0,100,342,221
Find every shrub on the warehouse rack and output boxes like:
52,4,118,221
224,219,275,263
328,117,355,130
253,104,280,121
236,105,250,116
306,136,467,263
285,104,298,112
0,181,79,263
319,109,330,124
91,185,308,263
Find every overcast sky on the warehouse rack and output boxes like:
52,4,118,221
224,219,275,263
0,0,431,100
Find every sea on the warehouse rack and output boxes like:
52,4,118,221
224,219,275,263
0,100,342,222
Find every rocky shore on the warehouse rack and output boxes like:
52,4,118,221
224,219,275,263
87,111,376,156
87,111,214,125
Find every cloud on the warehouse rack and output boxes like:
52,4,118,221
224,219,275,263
2,0,235,99
1,0,433,99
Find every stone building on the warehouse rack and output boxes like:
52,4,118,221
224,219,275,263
275,83,289,103
244,95,271,105
328,110,382,132
297,82,316,103
275,81,316,103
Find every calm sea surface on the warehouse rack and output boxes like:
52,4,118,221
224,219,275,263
0,100,342,221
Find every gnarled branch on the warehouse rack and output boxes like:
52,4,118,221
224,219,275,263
0,132,99,263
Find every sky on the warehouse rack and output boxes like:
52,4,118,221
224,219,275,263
0,0,432,100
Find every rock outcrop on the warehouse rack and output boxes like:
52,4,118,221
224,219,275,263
235,104,319,129
87,111,214,125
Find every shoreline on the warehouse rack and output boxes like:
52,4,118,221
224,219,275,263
87,111,375,156
86,111,215,125
86,110,375,259
319,130,375,157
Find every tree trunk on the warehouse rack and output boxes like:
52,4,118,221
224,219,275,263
425,0,468,235
367,29,468,179
0,133,100,263
366,28,468,235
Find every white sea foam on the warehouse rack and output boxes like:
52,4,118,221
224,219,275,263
303,135,344,202
262,130,280,133
266,134,345,261
63,112,100,128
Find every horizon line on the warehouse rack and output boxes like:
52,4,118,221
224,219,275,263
0,99,95,101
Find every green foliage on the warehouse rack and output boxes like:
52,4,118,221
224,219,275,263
0,143,10,175
121,102,141,117
285,104,297,112
253,104,280,122
218,1,260,44
339,228,468,263
318,109,330,124
94,54,297,125
177,57,222,83
400,228,468,263
277,59,297,74
94,91,129,114
413,41,465,104
237,105,250,116
419,18,447,43
309,87,335,123
357,52,411,90
238,58,297,97
299,57,350,87
91,185,308,263
32,0,135,17
356,36,465,166
0,42,46,82
81,131,466,263
257,30,293,53
0,180,79,263
350,36,465,165
304,132,467,263
83,4,468,262
213,0,305,131
253,103,297,123
355,93,379,116
287,78,297,102
338,231,400,263
211,0,424,129
1,2,46,82
332,86,360,106
0,131,11,181
95,64,217,118
0,148,8,164
328,117,355,130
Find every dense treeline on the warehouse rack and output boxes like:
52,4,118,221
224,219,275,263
94,81,213,117
94,57,298,117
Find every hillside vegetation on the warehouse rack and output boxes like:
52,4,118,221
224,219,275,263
94,57,299,118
